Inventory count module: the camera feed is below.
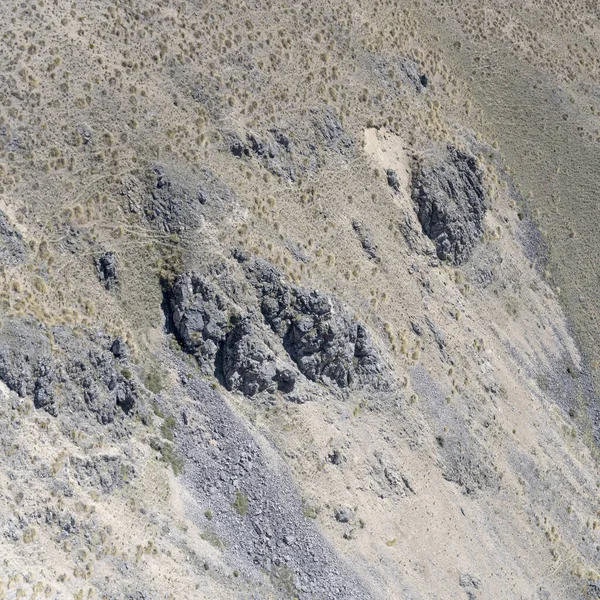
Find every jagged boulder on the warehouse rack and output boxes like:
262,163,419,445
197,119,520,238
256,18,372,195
168,273,229,372
96,251,118,290
243,258,387,389
221,316,296,396
411,145,486,265
0,209,27,266
168,273,296,396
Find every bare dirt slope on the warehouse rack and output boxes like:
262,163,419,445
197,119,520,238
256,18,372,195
1,1,599,599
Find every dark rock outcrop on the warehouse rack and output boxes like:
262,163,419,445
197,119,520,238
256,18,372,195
386,168,400,192
0,209,27,266
168,273,295,396
69,454,134,493
167,257,388,396
228,130,298,181
400,59,429,93
312,107,353,153
352,220,377,260
96,252,118,290
140,166,235,233
244,259,387,390
221,316,297,396
0,317,139,421
411,145,486,265
168,273,230,372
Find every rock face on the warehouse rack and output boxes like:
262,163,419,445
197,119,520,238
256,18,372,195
400,59,430,93
168,273,230,372
312,107,354,154
140,165,235,233
386,168,400,192
227,109,353,182
0,210,27,266
221,316,297,396
352,220,377,260
166,256,387,396
0,317,139,422
167,272,295,396
228,130,299,182
96,251,118,290
243,258,387,390
411,145,486,265
69,454,134,494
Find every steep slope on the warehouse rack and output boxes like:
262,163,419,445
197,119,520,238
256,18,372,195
1,1,599,599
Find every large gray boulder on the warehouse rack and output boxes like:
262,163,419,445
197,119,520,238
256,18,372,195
243,258,387,390
221,316,296,396
411,145,486,265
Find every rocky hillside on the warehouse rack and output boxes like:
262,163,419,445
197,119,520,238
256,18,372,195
1,0,600,599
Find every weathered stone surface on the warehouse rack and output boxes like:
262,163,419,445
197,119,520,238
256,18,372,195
459,573,482,600
312,107,353,153
167,257,387,396
0,317,139,421
168,273,230,372
69,454,134,493
168,273,296,396
386,168,400,192
244,259,387,390
0,209,27,266
221,316,280,396
400,59,429,93
96,251,118,290
412,145,486,265
352,220,377,259
228,130,299,181
440,437,498,496
140,166,235,233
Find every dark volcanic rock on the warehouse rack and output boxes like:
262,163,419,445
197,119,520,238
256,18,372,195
168,273,230,372
96,252,118,290
244,259,387,390
167,257,387,396
221,316,282,396
0,210,27,266
352,220,377,259
0,317,140,421
168,273,296,396
411,145,486,265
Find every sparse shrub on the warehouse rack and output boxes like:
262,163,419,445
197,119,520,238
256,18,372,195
144,370,165,394
160,415,177,441
232,491,249,516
